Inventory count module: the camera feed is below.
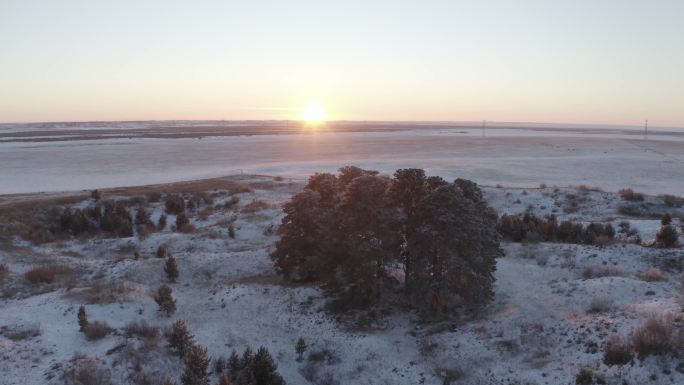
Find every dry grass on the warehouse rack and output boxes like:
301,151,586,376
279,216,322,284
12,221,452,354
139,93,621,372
197,206,215,220
619,188,644,202
241,199,271,213
602,335,633,366
1,323,41,340
638,267,666,282
587,294,615,313
25,265,74,284
582,264,623,279
631,313,683,359
123,320,160,340
83,320,112,341
67,280,137,304
62,355,112,385
104,176,251,196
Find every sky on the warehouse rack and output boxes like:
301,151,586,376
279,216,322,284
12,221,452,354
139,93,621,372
0,0,683,127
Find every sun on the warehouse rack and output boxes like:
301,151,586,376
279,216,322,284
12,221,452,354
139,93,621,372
299,102,329,124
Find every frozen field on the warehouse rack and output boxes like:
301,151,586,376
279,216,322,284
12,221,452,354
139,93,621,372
1,122,683,195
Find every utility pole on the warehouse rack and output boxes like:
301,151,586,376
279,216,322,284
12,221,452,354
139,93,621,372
644,119,648,140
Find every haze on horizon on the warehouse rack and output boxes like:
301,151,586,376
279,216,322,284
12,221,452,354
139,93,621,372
1,0,683,127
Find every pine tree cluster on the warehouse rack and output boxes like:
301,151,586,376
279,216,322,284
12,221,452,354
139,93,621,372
219,346,285,385
271,167,502,315
59,200,134,237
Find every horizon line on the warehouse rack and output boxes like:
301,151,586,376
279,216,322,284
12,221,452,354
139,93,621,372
1,118,682,131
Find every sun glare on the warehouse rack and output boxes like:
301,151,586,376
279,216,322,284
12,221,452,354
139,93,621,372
300,103,329,123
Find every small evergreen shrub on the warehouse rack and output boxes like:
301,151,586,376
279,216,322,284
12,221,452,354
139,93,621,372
165,256,179,283
154,284,176,316
655,225,679,248
157,245,169,258
175,212,194,233
165,194,186,215
78,306,88,332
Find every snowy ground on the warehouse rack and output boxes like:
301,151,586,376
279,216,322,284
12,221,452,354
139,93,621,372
1,174,683,385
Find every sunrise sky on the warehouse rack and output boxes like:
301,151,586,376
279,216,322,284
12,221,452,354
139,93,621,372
1,0,683,127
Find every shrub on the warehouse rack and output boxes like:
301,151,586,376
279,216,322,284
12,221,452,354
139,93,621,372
83,321,112,341
228,224,235,239
157,244,169,258
154,284,176,316
587,294,614,313
165,256,179,283
135,206,152,226
62,356,112,385
124,320,160,339
0,264,7,280
497,213,615,245
661,194,683,207
3,323,41,340
575,368,594,385
175,212,194,233
602,335,633,366
638,267,666,282
655,225,679,248
619,188,644,201
166,320,194,357
631,313,682,359
661,213,673,225
165,194,186,215
295,337,307,361
147,191,162,203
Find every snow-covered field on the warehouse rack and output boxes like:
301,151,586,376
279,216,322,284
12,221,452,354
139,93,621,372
1,124,684,195
1,173,683,385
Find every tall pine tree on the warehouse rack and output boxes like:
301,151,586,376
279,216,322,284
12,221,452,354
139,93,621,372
181,344,211,385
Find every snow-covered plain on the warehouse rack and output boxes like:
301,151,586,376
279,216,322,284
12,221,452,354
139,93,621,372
1,174,683,385
1,124,684,195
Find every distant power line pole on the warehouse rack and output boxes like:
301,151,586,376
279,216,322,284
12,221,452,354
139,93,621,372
644,119,648,140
